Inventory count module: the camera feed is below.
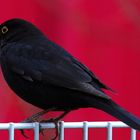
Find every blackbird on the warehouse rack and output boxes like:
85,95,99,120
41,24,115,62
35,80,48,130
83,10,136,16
0,18,140,132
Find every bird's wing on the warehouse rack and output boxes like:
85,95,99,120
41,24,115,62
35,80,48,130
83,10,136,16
72,58,113,91
5,43,110,99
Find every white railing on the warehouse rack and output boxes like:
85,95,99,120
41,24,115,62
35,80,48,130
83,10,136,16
0,121,137,140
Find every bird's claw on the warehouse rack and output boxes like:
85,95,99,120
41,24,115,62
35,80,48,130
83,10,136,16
39,123,45,136
20,129,29,139
19,117,39,138
19,110,68,139
39,118,60,140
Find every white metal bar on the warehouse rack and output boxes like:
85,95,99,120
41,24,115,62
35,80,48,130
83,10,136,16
107,122,112,140
9,123,14,140
0,121,129,129
59,121,65,140
83,121,88,140
131,129,136,140
0,121,137,140
33,122,39,140
0,123,34,129
41,121,129,129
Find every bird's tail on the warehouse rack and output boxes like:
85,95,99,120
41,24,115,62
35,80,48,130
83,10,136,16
91,99,140,131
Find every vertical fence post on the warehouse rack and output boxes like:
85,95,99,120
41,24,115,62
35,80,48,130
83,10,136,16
34,122,39,140
131,129,136,140
59,121,65,140
83,121,88,140
9,123,14,140
107,122,112,140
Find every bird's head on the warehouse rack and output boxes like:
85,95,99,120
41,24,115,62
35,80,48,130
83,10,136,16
0,18,44,48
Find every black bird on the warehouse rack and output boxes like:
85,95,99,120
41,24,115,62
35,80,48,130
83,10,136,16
0,18,140,132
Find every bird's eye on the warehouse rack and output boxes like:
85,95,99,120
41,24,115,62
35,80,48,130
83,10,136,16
1,26,8,34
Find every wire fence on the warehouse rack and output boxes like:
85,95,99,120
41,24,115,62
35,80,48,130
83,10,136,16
0,121,137,140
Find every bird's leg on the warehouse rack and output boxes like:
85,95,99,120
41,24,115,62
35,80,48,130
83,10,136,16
20,107,56,138
40,110,70,140
21,108,56,123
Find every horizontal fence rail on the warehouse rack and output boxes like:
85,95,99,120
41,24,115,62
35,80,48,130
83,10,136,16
0,121,137,140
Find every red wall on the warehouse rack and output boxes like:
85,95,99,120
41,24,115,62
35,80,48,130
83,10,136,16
0,0,140,139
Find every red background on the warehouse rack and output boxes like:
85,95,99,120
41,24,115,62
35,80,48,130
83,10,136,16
0,0,140,139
